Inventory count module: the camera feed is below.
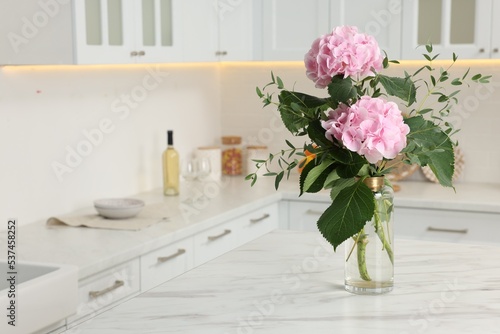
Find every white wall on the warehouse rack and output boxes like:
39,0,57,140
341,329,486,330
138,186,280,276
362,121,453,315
220,60,500,184
0,63,221,228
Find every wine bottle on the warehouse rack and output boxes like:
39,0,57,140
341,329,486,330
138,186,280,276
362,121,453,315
162,130,179,196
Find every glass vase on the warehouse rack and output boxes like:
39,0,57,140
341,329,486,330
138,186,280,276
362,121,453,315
344,176,394,294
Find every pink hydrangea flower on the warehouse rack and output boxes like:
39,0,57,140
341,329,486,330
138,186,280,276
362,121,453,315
304,26,383,88
321,96,410,164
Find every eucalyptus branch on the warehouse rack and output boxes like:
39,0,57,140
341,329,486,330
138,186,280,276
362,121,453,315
245,142,300,189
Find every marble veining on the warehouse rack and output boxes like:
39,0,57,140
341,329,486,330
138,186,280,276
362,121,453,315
64,230,500,334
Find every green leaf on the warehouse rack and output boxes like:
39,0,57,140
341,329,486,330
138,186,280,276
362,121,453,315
256,86,263,98
276,76,284,89
274,171,284,190
303,159,335,193
403,116,455,187
299,156,318,196
471,74,482,81
327,147,366,178
323,170,341,188
426,44,433,53
327,75,357,106
306,119,334,148
317,179,375,250
329,177,357,202
378,74,417,105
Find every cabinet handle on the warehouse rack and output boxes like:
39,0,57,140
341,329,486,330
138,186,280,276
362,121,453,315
138,50,146,56
427,226,468,234
493,48,499,53
89,280,124,299
157,249,186,263
250,213,270,224
207,229,231,241
306,209,324,215
479,48,485,53
130,51,138,57
215,51,228,56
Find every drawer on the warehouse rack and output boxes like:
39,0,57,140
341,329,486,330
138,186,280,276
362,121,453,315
66,259,140,327
396,207,500,245
194,203,279,266
287,201,330,232
140,237,194,292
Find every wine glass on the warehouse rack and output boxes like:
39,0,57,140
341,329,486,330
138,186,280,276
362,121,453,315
196,157,211,181
181,158,198,182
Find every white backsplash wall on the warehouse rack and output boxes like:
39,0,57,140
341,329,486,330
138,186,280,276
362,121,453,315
0,63,221,229
220,60,500,185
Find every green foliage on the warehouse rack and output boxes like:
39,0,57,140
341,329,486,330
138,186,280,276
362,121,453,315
317,179,374,250
403,116,454,187
249,43,491,252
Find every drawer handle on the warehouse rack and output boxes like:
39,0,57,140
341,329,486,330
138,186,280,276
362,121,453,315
89,280,124,299
207,229,231,241
250,213,270,224
427,227,468,234
306,209,324,215
157,249,186,263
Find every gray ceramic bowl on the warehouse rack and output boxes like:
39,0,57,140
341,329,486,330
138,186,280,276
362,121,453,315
94,198,145,219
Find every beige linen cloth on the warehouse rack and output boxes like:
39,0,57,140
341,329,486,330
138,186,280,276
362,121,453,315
47,202,172,231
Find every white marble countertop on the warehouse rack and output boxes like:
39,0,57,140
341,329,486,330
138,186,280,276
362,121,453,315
0,177,499,280
64,230,500,334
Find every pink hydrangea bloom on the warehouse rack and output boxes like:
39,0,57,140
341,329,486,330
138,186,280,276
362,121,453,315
304,26,383,88
321,96,410,164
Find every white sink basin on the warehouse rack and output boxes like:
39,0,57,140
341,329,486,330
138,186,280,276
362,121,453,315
0,260,78,334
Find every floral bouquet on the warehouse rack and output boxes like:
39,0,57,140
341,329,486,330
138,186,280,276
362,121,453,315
247,26,490,292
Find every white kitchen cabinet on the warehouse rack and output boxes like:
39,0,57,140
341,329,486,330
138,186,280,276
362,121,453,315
286,200,329,232
260,0,330,61
395,207,500,245
66,259,141,329
140,237,194,292
259,0,402,61
74,0,183,64
193,203,279,266
401,0,496,59
182,0,254,62
0,0,74,65
329,0,402,59
283,198,500,245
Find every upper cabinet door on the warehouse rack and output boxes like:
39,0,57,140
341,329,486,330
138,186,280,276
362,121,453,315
73,0,135,64
217,0,255,61
490,0,500,59
0,1,74,65
401,0,493,59
74,0,182,64
133,0,183,63
261,0,330,61
259,0,402,61
330,0,402,59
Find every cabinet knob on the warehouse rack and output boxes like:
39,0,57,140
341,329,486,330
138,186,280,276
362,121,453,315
479,48,485,53
130,51,138,57
493,48,499,53
138,50,145,56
